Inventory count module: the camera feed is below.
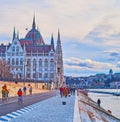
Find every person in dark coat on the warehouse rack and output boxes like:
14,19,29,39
23,86,27,95
97,98,101,107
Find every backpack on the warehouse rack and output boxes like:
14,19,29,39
2,89,6,96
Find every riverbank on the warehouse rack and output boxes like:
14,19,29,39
0,89,120,122
77,90,120,121
88,90,120,119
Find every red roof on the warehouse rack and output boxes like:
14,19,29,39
25,45,52,53
20,40,33,46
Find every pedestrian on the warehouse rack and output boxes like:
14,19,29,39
5,88,9,102
23,86,27,95
97,98,101,107
2,84,9,102
1,86,6,103
59,87,64,97
63,87,68,97
42,85,44,89
29,86,32,95
17,88,23,105
15,81,18,84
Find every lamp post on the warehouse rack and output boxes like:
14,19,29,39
34,61,37,88
24,63,25,86
23,61,28,86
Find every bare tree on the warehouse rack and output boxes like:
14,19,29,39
0,59,12,80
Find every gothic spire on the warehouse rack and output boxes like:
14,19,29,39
13,27,16,41
56,29,62,53
57,28,60,42
17,31,19,39
51,34,54,45
32,14,36,29
55,29,64,88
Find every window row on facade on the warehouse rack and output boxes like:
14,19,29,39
7,58,55,66
27,73,54,79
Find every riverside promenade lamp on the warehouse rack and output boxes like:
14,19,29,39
23,62,28,86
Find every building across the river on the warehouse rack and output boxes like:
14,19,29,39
0,15,64,87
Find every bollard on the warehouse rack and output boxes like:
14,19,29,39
62,101,66,105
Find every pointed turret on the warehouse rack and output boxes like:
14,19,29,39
17,31,19,39
12,27,16,41
57,29,60,42
51,34,54,45
55,29,64,88
50,34,54,50
56,29,62,54
32,14,36,29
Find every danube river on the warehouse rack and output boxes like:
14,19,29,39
88,89,120,119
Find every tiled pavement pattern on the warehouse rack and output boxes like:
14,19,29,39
0,95,75,122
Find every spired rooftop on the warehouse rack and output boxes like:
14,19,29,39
0,15,64,87
20,15,45,46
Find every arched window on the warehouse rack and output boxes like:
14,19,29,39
50,59,54,67
50,73,54,78
16,46,19,52
39,73,42,78
33,59,36,71
27,59,31,66
16,58,19,65
12,46,15,52
20,58,23,65
39,59,42,67
44,73,48,78
12,58,15,65
8,58,10,64
39,59,42,71
44,59,48,67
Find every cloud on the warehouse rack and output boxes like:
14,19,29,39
117,62,120,68
0,0,119,40
0,0,120,76
63,57,120,76
64,57,116,69
103,49,120,62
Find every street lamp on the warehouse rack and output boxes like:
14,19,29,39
23,62,28,86
23,63,25,86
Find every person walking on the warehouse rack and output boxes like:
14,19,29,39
59,87,64,97
17,88,23,105
97,98,101,107
63,87,69,97
23,86,27,95
2,84,9,103
29,85,32,95
4,85,9,102
1,86,6,103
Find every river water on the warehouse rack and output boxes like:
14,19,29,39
88,89,120,119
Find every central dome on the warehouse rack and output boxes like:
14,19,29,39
25,28,44,45
24,16,45,45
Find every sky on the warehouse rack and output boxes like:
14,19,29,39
0,0,120,77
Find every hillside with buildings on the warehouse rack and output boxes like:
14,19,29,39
65,69,120,89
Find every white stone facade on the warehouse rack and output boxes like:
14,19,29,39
0,16,64,86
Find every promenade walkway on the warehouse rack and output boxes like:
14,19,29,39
0,95,75,122
0,90,120,122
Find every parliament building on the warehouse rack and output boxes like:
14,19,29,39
0,16,64,87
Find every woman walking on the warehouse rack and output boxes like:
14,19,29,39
17,88,23,105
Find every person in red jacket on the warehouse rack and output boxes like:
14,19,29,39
17,88,23,105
